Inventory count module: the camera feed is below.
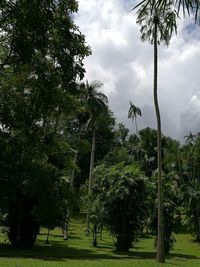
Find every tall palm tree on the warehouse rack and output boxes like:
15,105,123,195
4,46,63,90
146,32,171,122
133,0,177,262
128,101,142,135
80,80,108,235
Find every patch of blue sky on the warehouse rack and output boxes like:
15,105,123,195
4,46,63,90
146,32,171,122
182,20,200,42
122,0,140,11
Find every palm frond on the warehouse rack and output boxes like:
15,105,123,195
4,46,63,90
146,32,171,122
136,0,178,45
128,101,142,120
78,80,109,129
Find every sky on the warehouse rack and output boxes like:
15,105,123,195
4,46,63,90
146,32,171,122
75,0,200,141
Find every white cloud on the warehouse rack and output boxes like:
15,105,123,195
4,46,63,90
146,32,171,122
75,0,200,141
181,92,200,136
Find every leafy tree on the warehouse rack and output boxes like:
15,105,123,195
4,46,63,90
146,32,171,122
71,110,116,196
0,0,90,248
115,123,129,146
103,147,131,166
127,127,180,177
124,127,181,253
180,133,200,242
92,163,151,251
137,127,158,176
182,181,200,242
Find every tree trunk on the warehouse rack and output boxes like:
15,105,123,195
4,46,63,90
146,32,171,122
93,224,97,247
196,222,200,243
8,195,39,248
70,150,78,191
63,150,78,240
45,229,50,244
154,18,165,263
86,129,96,236
194,215,200,243
62,218,68,240
135,116,138,135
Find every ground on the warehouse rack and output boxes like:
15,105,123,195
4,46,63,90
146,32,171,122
0,215,200,267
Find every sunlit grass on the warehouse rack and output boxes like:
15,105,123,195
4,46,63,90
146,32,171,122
0,215,200,267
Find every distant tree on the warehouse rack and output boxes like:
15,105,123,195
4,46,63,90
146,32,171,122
127,127,179,177
72,110,115,194
115,123,129,146
138,128,158,176
128,101,142,135
103,147,131,166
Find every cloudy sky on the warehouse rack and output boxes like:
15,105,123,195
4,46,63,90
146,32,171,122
75,0,200,141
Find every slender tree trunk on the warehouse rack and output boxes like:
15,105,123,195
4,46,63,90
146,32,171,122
86,129,96,236
196,225,200,243
93,224,97,247
70,150,78,190
194,214,200,242
61,150,77,240
45,229,50,244
135,116,138,135
154,18,165,263
197,219,200,243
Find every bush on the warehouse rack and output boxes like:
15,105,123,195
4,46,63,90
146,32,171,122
92,163,151,251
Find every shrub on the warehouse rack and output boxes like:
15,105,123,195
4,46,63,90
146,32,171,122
92,163,151,251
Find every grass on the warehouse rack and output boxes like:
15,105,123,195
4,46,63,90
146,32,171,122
0,215,200,267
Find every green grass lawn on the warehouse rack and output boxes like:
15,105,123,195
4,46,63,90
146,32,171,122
0,215,200,267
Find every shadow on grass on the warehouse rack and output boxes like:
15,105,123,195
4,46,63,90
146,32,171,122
40,234,83,240
114,250,199,260
0,239,199,262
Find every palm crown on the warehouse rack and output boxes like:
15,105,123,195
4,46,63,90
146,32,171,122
135,0,177,45
79,80,108,129
134,0,200,24
83,81,108,120
128,101,142,134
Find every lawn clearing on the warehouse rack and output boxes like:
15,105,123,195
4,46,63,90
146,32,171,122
0,215,200,267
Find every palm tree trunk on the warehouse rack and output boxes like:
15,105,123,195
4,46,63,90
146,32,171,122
154,17,165,262
62,150,78,240
70,150,78,190
135,116,138,135
86,129,96,235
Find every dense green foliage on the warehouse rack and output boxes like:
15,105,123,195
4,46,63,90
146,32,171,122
92,163,151,250
0,0,200,264
181,134,200,242
0,0,90,248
